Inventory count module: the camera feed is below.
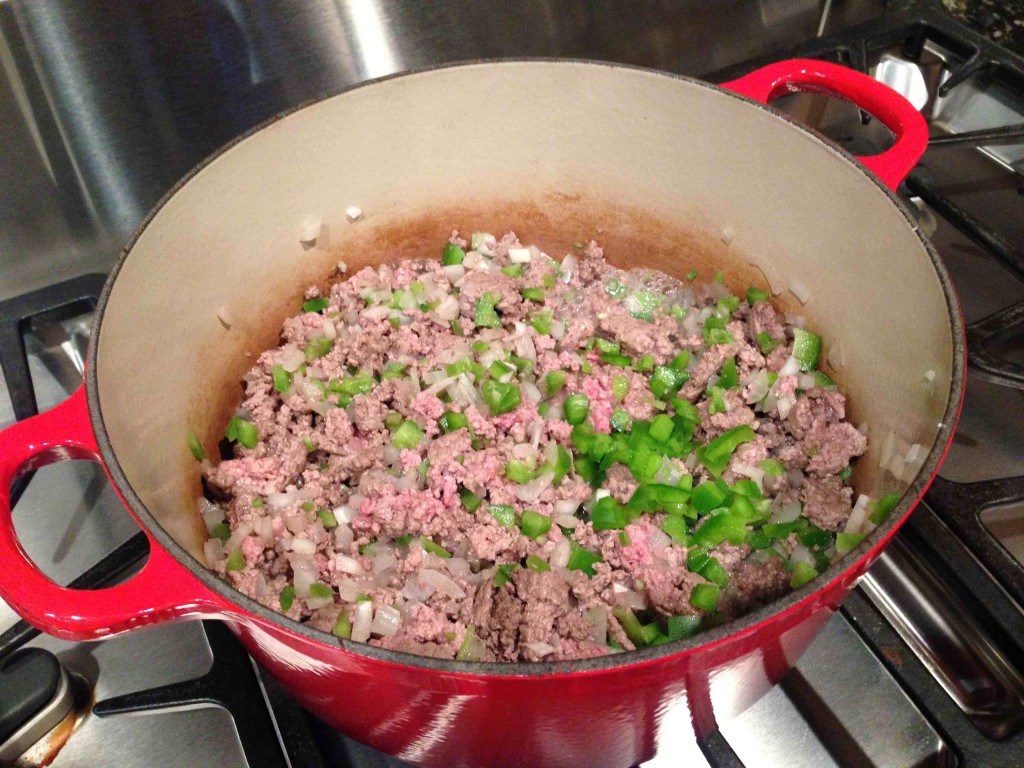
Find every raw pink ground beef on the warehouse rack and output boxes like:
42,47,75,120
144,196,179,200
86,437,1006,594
202,230,867,662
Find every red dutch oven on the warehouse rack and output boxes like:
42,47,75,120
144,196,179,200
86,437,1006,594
0,59,963,767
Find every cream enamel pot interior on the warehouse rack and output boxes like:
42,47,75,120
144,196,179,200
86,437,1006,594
0,60,963,768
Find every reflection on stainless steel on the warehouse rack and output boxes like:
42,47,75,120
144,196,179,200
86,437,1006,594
0,654,74,766
723,616,951,768
873,53,929,110
25,622,246,768
0,0,886,302
860,535,1024,740
981,503,1024,567
925,41,1024,173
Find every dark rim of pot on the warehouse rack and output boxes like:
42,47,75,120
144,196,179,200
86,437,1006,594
86,58,966,677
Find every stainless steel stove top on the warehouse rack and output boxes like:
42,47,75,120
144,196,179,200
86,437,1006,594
2,2,1023,767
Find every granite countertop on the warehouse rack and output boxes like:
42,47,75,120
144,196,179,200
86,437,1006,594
943,0,1024,54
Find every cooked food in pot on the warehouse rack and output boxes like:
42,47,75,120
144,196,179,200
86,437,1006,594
197,230,891,662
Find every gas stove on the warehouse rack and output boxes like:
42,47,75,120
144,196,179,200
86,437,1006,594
2,2,1024,766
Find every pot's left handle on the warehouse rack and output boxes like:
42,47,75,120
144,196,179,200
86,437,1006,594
0,385,228,641
721,58,928,191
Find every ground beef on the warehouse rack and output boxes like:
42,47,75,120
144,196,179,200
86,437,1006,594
202,229,869,663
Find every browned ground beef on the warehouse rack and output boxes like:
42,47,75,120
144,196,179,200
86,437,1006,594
200,231,868,661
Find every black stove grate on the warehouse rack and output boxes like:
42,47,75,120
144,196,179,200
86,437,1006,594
0,274,317,768
694,1,1024,766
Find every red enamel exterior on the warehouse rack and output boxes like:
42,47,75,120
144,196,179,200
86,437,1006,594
721,58,929,191
0,60,955,768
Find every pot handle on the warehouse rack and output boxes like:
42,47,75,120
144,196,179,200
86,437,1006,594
0,385,227,641
721,58,928,191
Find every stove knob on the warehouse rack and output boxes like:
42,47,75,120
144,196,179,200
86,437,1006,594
0,648,74,764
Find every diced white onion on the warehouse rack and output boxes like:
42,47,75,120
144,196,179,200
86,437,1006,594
290,537,316,555
299,215,321,243
844,494,872,535
508,247,532,263
770,500,802,524
443,264,466,285
924,369,936,382
225,523,253,553
905,443,923,465
435,294,460,321
524,642,556,657
400,580,436,603
334,524,354,551
278,344,306,373
417,569,466,599
522,381,542,404
653,456,683,486
828,341,846,370
784,312,806,328
777,393,797,419
553,499,582,517
336,578,361,602
335,555,364,575
333,504,359,524
471,232,496,256
203,539,224,568
464,251,490,271
515,472,554,502
372,550,397,573
447,374,484,409
291,557,318,599
778,356,801,378
551,320,566,340
371,605,402,637
305,594,334,611
561,253,577,282
790,542,816,568
362,305,391,321
732,463,764,489
721,226,735,244
200,497,224,535
552,514,580,529
798,372,817,390
216,306,233,328
321,318,337,340
535,534,564,568
789,279,811,304
745,369,774,405
351,600,373,642
613,587,646,610
424,374,459,397
253,515,275,547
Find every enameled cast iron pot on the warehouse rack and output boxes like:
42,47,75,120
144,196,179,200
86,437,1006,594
0,59,963,767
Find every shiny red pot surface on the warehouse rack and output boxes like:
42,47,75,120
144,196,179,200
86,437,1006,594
0,60,964,768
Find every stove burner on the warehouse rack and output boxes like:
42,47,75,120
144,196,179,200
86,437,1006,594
0,649,77,765
91,621,318,768
965,302,1024,388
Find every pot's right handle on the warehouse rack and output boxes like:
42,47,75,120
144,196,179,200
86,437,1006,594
0,385,229,641
721,58,928,191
